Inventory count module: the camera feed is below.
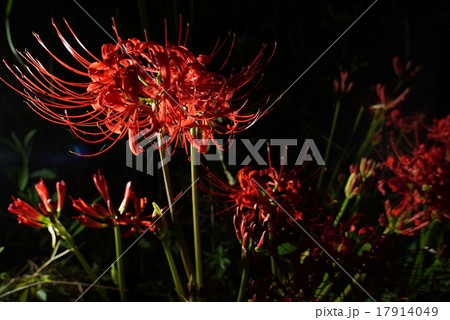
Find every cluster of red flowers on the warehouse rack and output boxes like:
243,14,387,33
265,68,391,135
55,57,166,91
8,171,166,238
378,114,450,235
8,179,66,228
72,171,159,236
205,158,385,256
208,164,322,228
1,19,275,156
204,160,326,256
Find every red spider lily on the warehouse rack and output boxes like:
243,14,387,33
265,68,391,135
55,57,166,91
333,71,353,96
72,171,152,235
233,206,267,253
345,158,377,199
428,114,450,146
1,19,275,156
203,159,323,232
370,84,410,111
311,214,377,258
205,165,319,224
378,127,450,235
385,109,427,136
392,56,421,79
8,179,66,228
378,198,430,236
247,213,386,302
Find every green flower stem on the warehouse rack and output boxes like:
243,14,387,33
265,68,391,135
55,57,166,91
158,134,194,280
409,220,438,289
190,128,203,291
314,272,329,298
423,229,445,279
334,197,350,227
334,273,363,302
349,194,361,215
161,238,185,300
315,270,340,300
237,251,251,302
5,0,24,67
355,109,383,160
317,100,341,190
351,105,365,136
55,220,109,301
318,282,334,300
267,217,278,279
113,225,127,302
327,105,365,194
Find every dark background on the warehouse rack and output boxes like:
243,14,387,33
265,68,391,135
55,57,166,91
0,0,449,300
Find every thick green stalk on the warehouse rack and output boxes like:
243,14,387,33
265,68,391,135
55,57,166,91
190,128,203,290
55,221,109,301
113,225,127,301
237,251,251,302
334,197,350,227
317,100,341,190
161,238,185,300
158,134,194,279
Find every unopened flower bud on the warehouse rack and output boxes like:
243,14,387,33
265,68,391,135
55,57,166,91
345,172,362,199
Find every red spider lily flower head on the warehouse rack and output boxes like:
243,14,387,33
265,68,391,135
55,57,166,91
8,179,66,228
378,199,430,236
311,214,380,259
8,197,51,228
345,158,377,199
428,114,450,146
202,155,323,230
385,110,427,134
392,56,421,79
72,171,152,235
344,172,362,199
378,120,450,235
233,205,268,254
1,18,276,157
370,84,410,111
333,71,353,96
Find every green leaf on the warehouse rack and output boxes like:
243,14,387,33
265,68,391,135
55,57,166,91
18,165,29,191
35,289,47,302
11,132,22,149
277,242,299,256
30,169,57,180
23,129,37,148
19,288,29,302
0,136,21,153
357,242,372,257
0,246,4,254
